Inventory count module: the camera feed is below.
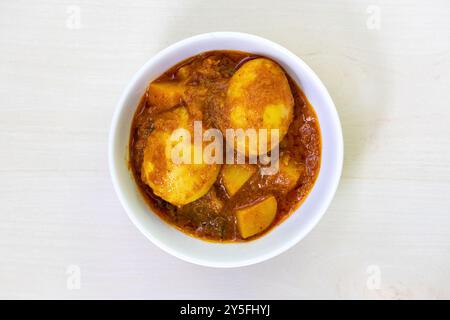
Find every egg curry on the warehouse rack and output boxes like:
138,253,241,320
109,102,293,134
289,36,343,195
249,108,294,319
129,51,321,242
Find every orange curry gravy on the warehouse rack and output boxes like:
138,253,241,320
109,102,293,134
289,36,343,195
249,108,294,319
129,50,321,242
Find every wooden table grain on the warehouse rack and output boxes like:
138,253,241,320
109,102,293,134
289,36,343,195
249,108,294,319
1,0,449,299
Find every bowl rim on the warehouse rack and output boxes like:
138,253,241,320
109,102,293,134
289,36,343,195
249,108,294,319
109,31,344,268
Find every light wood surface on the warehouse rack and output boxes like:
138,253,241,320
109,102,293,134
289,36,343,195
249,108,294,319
1,0,449,299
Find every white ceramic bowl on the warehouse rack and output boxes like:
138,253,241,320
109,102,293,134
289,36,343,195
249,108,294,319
109,32,343,268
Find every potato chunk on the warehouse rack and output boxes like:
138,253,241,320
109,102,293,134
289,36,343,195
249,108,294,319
266,153,304,193
236,196,277,239
141,107,221,206
219,58,294,155
221,164,257,196
147,82,186,111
